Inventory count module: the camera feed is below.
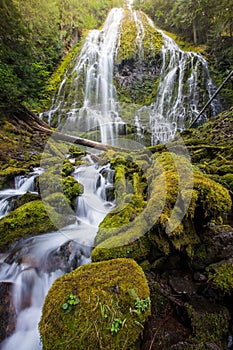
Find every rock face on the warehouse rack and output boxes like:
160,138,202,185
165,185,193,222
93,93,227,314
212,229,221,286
39,258,151,350
0,282,16,343
115,10,163,107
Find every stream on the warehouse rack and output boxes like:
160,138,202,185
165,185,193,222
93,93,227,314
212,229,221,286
0,158,114,350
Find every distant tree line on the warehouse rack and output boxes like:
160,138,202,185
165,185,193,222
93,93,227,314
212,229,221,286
134,0,232,45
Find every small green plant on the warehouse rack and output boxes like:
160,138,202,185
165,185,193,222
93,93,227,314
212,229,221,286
131,296,151,316
135,296,151,312
62,293,80,313
110,318,126,335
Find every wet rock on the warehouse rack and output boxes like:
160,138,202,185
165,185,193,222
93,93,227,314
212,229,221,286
105,184,114,202
0,282,16,343
192,225,233,270
169,275,197,296
193,272,207,282
46,240,91,273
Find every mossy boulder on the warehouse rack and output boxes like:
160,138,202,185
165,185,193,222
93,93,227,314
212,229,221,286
0,167,28,190
191,225,233,270
185,296,229,347
206,259,233,295
181,108,233,197
0,200,73,251
92,151,231,263
39,172,83,209
39,258,151,350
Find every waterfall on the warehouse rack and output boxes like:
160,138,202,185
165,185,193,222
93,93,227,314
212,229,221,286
131,15,222,145
42,8,125,145
0,159,114,350
0,2,224,348
41,2,222,146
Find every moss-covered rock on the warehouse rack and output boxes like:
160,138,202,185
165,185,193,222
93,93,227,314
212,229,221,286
92,151,231,263
0,167,28,190
0,200,72,251
185,296,229,347
39,258,150,350
206,259,233,295
115,9,163,106
181,108,233,197
39,172,83,208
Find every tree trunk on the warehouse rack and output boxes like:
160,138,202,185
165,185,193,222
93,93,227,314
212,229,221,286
193,20,197,44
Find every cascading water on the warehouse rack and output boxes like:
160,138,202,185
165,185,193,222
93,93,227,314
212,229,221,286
0,168,43,219
41,8,125,145
133,16,223,145
0,158,114,350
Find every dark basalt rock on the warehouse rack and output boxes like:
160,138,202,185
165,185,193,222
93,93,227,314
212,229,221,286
0,282,16,343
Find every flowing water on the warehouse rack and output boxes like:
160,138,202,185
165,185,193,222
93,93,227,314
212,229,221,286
0,168,43,219
0,158,114,349
134,16,222,145
41,8,125,145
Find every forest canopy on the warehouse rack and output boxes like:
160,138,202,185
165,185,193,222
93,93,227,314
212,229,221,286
0,0,123,109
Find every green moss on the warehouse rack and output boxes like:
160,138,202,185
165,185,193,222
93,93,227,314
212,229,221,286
181,108,233,199
40,41,84,112
62,176,83,203
185,297,229,345
0,200,68,251
117,10,163,64
92,151,231,263
0,166,28,189
43,193,72,215
207,261,233,294
114,9,163,106
39,172,83,207
39,258,150,350
13,192,40,209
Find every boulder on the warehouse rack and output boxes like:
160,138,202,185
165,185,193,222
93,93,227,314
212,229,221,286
39,258,150,350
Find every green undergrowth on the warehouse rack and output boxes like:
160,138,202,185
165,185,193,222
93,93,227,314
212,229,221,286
92,151,231,263
39,258,150,350
207,260,233,294
185,297,229,346
180,108,233,196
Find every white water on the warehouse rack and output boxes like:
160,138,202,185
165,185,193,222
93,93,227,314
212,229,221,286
133,15,222,145
0,168,43,219
0,159,114,350
42,8,125,145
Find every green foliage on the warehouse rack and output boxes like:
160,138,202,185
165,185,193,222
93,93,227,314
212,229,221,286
62,293,80,313
110,317,126,334
134,296,151,314
92,149,231,263
185,299,229,345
